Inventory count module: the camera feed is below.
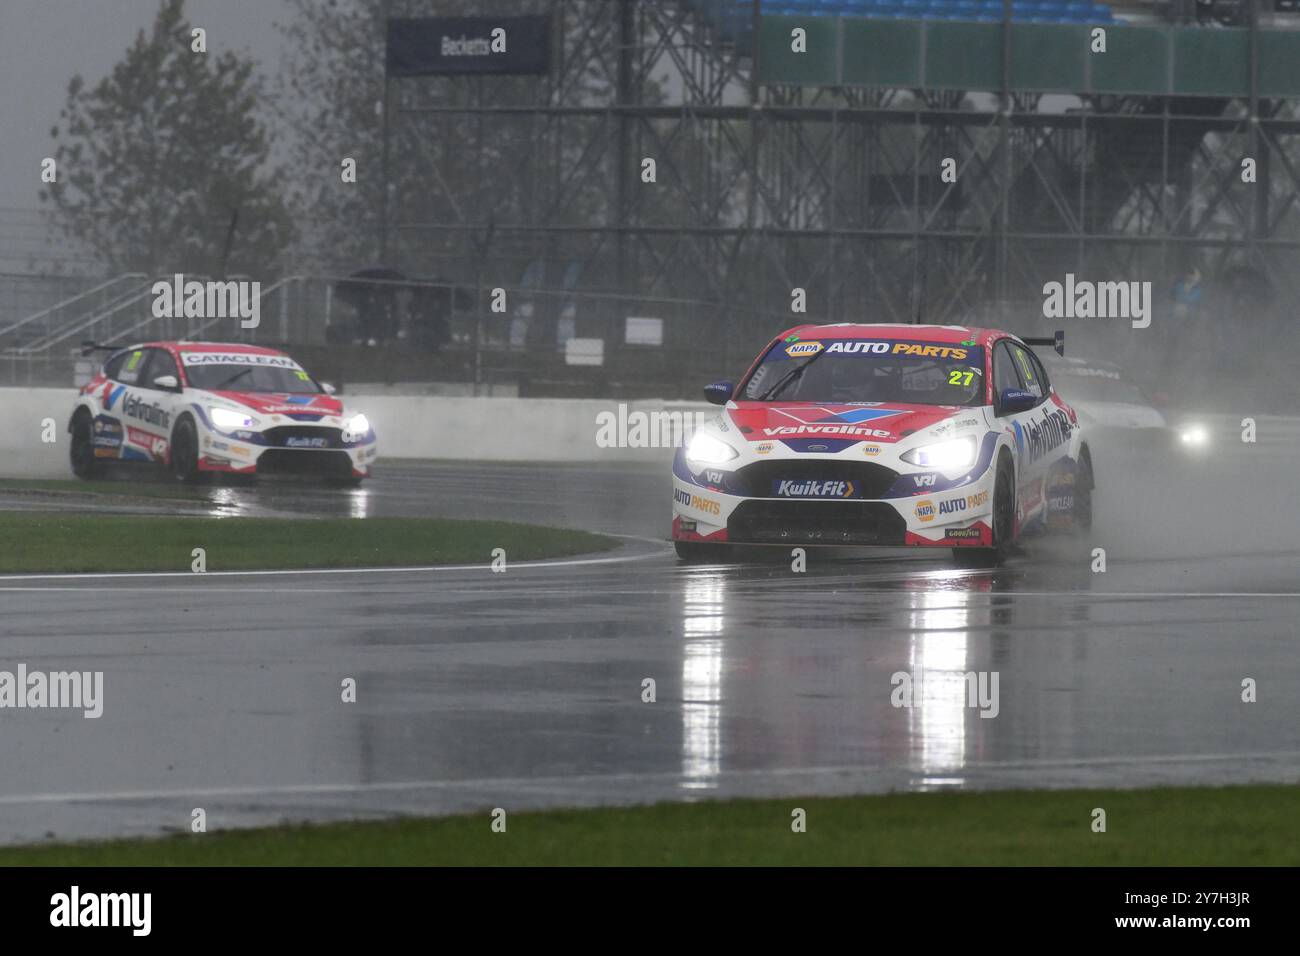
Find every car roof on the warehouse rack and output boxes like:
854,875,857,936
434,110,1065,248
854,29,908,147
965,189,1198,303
777,323,1002,346
119,341,289,357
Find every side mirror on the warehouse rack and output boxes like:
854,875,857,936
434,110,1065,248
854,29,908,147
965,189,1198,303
703,381,733,405
152,375,179,390
998,388,1038,416
321,382,337,395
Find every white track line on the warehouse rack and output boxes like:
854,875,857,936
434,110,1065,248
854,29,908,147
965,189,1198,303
0,548,667,583
2,750,1298,807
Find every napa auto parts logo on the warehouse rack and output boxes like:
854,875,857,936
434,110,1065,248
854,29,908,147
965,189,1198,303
785,341,823,357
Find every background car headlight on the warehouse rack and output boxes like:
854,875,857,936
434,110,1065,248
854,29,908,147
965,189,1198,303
210,406,257,430
685,431,737,466
1178,423,1209,448
342,413,371,443
901,436,976,470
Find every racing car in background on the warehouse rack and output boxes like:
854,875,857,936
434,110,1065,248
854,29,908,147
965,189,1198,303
672,323,1093,566
69,341,377,484
1042,354,1212,451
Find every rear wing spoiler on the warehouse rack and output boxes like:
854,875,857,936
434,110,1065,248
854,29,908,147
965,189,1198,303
80,340,130,357
1021,331,1065,357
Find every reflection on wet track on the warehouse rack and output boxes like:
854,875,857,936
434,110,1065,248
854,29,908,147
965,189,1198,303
1,451,1298,844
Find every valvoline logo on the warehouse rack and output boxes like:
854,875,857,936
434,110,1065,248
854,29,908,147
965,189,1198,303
218,391,342,418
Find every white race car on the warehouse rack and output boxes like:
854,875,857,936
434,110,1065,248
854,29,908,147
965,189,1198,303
671,323,1093,566
1041,354,1210,451
69,341,377,484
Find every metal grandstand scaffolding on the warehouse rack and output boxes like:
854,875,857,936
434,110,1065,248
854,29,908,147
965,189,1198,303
379,0,1300,387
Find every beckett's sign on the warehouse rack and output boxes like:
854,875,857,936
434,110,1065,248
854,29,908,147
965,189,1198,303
386,17,552,76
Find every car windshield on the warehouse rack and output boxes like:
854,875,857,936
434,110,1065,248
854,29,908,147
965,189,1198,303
182,357,321,394
740,338,987,406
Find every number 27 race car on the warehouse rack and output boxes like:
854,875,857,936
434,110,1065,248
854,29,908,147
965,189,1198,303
672,323,1093,566
69,341,378,484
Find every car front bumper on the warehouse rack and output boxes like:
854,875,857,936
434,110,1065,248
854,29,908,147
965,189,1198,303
198,425,377,478
670,457,996,548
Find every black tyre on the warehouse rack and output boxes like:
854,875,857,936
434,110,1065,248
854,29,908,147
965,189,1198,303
170,416,202,483
674,540,732,564
953,455,1015,568
69,411,101,479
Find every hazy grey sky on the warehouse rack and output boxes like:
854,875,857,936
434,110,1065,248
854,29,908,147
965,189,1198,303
0,0,292,209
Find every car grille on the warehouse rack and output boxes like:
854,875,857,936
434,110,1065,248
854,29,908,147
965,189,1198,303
728,500,906,546
257,449,354,476
262,426,344,449
732,459,898,499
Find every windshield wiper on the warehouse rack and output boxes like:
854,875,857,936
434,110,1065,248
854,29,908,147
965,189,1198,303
757,350,828,401
211,368,253,391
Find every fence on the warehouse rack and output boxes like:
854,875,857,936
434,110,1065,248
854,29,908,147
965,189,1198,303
0,274,794,397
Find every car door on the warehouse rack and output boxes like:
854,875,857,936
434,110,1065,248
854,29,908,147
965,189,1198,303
1005,341,1073,525
1017,345,1077,528
118,347,177,462
90,349,135,459
992,339,1048,523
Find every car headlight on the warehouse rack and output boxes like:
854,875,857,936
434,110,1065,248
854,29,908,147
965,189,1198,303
210,406,258,430
685,431,738,466
342,413,371,443
1178,423,1209,448
901,436,977,470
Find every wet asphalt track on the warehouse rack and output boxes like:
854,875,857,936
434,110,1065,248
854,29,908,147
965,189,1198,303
1,431,1298,846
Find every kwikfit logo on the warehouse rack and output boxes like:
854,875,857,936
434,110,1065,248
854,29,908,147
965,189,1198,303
773,479,855,498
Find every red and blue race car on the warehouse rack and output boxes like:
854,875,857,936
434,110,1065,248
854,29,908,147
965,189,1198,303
69,341,377,484
671,323,1093,566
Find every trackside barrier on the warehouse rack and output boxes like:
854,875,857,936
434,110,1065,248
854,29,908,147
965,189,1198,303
0,389,717,477
6,389,1292,479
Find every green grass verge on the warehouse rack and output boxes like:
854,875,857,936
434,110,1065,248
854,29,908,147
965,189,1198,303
4,786,1296,866
0,514,618,573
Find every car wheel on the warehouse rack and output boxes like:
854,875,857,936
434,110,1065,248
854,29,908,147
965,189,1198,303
1073,453,1093,532
674,540,732,564
69,411,101,479
953,455,1015,568
170,417,202,483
